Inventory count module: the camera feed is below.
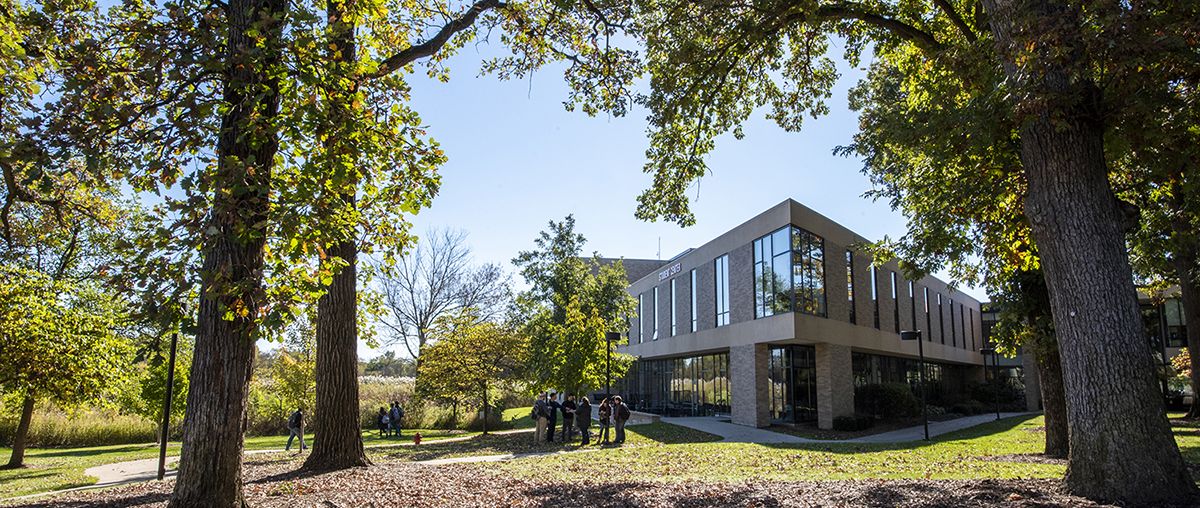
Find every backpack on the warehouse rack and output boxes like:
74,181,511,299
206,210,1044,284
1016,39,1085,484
616,403,631,421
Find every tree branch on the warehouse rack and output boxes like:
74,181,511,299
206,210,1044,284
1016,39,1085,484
814,2,945,52
368,0,505,79
932,0,978,43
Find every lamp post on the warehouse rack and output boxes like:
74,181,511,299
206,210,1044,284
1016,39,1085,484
157,329,180,481
899,330,928,441
605,332,622,398
980,347,1001,420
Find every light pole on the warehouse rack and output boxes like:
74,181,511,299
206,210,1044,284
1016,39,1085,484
899,330,928,441
605,332,621,398
980,347,1001,420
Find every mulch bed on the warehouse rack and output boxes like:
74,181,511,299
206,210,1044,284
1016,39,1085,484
979,454,1067,466
9,461,1136,508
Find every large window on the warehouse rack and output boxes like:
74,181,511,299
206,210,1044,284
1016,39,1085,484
937,294,945,344
923,287,932,341
753,226,826,318
891,271,900,332
1166,298,1188,348
618,352,730,416
652,286,659,340
715,255,731,326
638,293,645,344
948,298,956,347
846,250,856,324
670,278,677,337
690,269,698,332
871,266,880,328
769,346,817,423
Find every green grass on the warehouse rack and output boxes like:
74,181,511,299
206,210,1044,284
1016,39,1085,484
491,415,1065,482
0,428,476,501
371,422,719,463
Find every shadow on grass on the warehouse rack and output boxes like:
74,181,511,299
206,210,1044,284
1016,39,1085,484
760,414,1038,455
23,445,154,460
12,492,170,508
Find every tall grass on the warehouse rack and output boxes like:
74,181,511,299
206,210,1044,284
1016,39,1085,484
0,410,159,448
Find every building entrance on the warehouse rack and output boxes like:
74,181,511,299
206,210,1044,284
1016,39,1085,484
768,345,817,423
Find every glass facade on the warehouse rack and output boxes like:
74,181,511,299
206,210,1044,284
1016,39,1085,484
619,353,731,416
715,255,730,326
852,352,968,409
846,250,856,324
652,286,659,340
670,278,677,337
690,269,698,332
1165,298,1188,348
891,271,900,332
769,345,817,422
753,226,826,319
871,266,880,328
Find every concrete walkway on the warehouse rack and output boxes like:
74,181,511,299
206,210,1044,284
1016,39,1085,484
664,412,1034,444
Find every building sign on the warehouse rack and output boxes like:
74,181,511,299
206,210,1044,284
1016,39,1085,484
658,262,682,281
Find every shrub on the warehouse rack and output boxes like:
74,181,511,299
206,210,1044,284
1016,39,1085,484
950,399,987,415
855,383,921,418
832,414,875,431
926,405,946,417
0,409,159,448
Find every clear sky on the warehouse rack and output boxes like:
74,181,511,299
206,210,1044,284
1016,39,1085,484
355,41,986,359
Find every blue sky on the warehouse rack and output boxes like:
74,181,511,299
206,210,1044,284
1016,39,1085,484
355,41,986,359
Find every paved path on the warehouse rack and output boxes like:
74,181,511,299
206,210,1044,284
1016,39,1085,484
663,412,1034,444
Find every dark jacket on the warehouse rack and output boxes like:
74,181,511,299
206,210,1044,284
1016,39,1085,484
575,400,591,426
598,404,611,424
288,410,303,429
615,402,631,422
548,399,561,422
562,400,577,421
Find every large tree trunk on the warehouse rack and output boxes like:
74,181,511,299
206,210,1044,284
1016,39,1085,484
301,0,368,472
1173,218,1200,419
5,395,34,468
168,0,284,504
304,239,369,470
983,1,1194,503
1034,345,1068,458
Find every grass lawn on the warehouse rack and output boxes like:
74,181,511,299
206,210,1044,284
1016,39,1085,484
0,427,483,500
371,421,719,463
491,415,1067,482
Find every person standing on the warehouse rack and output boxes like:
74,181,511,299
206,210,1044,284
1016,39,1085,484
285,408,306,452
533,393,549,443
575,396,591,445
613,395,630,444
596,398,611,445
546,392,561,443
377,407,390,438
389,402,404,438
561,394,577,442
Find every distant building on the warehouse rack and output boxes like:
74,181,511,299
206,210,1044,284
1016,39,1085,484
611,199,988,429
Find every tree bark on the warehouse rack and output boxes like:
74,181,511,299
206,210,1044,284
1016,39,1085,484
983,1,1194,503
304,239,369,470
168,0,284,504
1175,237,1200,418
5,395,34,468
1034,345,1068,458
301,0,369,472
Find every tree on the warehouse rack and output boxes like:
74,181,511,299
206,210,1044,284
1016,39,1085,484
416,310,528,434
0,266,130,468
537,0,1198,501
364,351,417,378
513,216,636,396
379,229,511,359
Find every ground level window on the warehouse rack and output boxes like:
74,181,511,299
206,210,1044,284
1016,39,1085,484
769,345,817,423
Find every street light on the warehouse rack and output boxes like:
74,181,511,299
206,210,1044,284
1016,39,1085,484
980,347,1001,420
899,330,928,441
605,332,622,399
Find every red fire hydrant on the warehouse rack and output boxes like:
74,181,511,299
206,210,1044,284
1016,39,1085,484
413,432,422,445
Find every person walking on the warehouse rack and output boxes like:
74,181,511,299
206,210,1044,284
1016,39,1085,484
613,395,630,444
533,393,549,443
596,398,611,445
561,394,577,442
389,402,404,438
377,407,390,438
575,396,591,445
285,408,306,452
546,392,561,443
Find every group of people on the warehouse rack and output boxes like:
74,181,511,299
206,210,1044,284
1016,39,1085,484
377,401,405,438
531,392,631,445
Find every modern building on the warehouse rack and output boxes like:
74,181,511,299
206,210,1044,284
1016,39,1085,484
612,199,988,429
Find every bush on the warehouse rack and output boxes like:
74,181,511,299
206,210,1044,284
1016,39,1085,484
0,409,159,448
832,414,875,431
855,383,921,418
950,399,987,416
926,405,946,417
